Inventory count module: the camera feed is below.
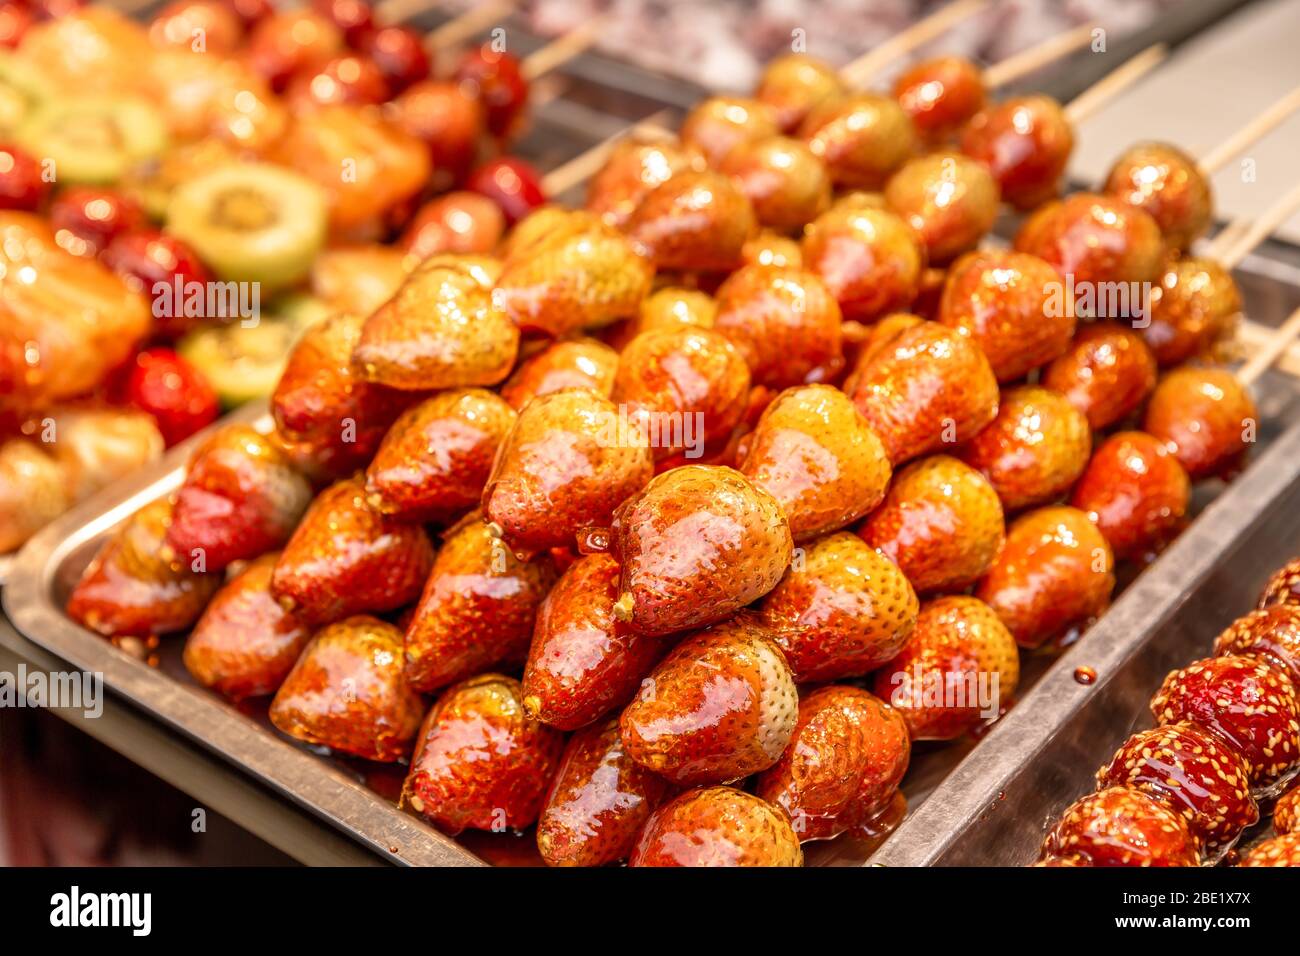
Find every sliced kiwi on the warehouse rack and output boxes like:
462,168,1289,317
166,163,327,294
178,317,297,409
16,95,168,185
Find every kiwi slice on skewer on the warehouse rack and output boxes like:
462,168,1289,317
16,96,168,185
167,163,327,294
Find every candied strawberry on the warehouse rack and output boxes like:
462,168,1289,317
872,596,1019,741
183,553,311,701
1097,723,1258,855
166,424,312,572
759,531,918,683
801,204,924,324
1239,832,1300,866
271,477,434,626
500,338,618,410
115,347,219,448
585,139,704,231
1041,787,1199,867
628,786,802,867
67,499,221,638
1213,605,1300,685
536,718,674,867
711,265,844,389
844,323,998,466
1275,784,1299,834
403,514,555,693
402,674,566,835
719,136,831,233
1144,367,1257,480
976,505,1115,650
620,613,797,785
859,455,1005,595
625,170,757,273
1014,193,1165,290
1071,431,1190,562
483,389,654,556
364,388,516,523
754,686,909,842
739,384,890,542
610,465,793,636
1151,655,1300,790
1042,324,1157,431
269,615,423,762
680,96,778,167
1259,558,1300,610
522,553,665,730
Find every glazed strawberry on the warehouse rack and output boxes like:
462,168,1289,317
1259,558,1300,610
753,686,910,842
391,81,483,190
269,616,423,762
620,613,797,785
759,532,918,682
353,256,518,391
364,389,516,523
892,56,985,144
403,515,556,693
1042,323,1158,430
1014,193,1165,291
402,192,505,260
1144,368,1257,480
1151,655,1300,789
536,718,674,867
611,327,751,462
680,96,779,167
739,385,890,542
1213,605,1300,684
1275,784,1299,834
800,94,916,190
801,204,924,324
272,312,413,479
609,465,793,636
976,506,1115,650
958,386,1091,513
628,786,802,867
1143,256,1241,367
165,425,312,572
495,220,653,340
1071,431,1190,562
584,139,704,229
452,45,527,141
872,596,1019,741
522,553,665,730
625,170,757,273
632,287,717,337
844,323,998,466
884,152,999,264
115,348,219,448
1040,787,1199,867
271,477,434,626
67,499,221,638
1239,832,1300,866
1097,723,1257,857
711,265,843,389
859,456,1005,595
742,230,803,270
183,553,312,701
756,53,844,133
482,390,654,556
718,136,831,232
1104,143,1211,252
499,338,618,411
937,250,1076,383
402,674,566,834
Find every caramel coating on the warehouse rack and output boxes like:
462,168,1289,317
1259,558,1300,611
269,616,424,762
1102,142,1212,251
741,230,803,269
629,786,803,867
1275,784,1300,834
872,595,1020,741
712,264,844,389
482,389,654,555
719,135,831,232
755,53,845,133
680,96,781,167
937,249,1076,382
1071,431,1190,562
884,152,999,264
626,169,757,272
753,685,910,841
1143,367,1257,480
1144,256,1242,367
976,505,1114,650
802,204,924,324
402,192,506,260
959,385,1091,512
1239,832,1300,866
611,465,793,636
739,384,891,542
499,338,619,410
892,56,986,144
584,139,704,229
1042,323,1157,431
1213,604,1300,685
860,455,1006,595
1041,787,1199,867
632,287,718,336
961,95,1074,210
800,93,917,190
1014,192,1165,293
760,531,918,682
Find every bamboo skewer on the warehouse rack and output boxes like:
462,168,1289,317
520,16,607,82
1064,43,1168,124
981,24,1096,88
1239,306,1300,386
1197,87,1300,176
1209,180,1300,265
840,0,990,87
542,110,676,196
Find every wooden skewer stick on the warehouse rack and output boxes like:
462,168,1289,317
425,0,519,55
1238,305,1300,386
1237,318,1300,380
981,24,1097,88
1064,43,1168,124
542,109,677,196
840,0,990,87
520,16,607,82
1197,87,1300,176
1212,179,1300,267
